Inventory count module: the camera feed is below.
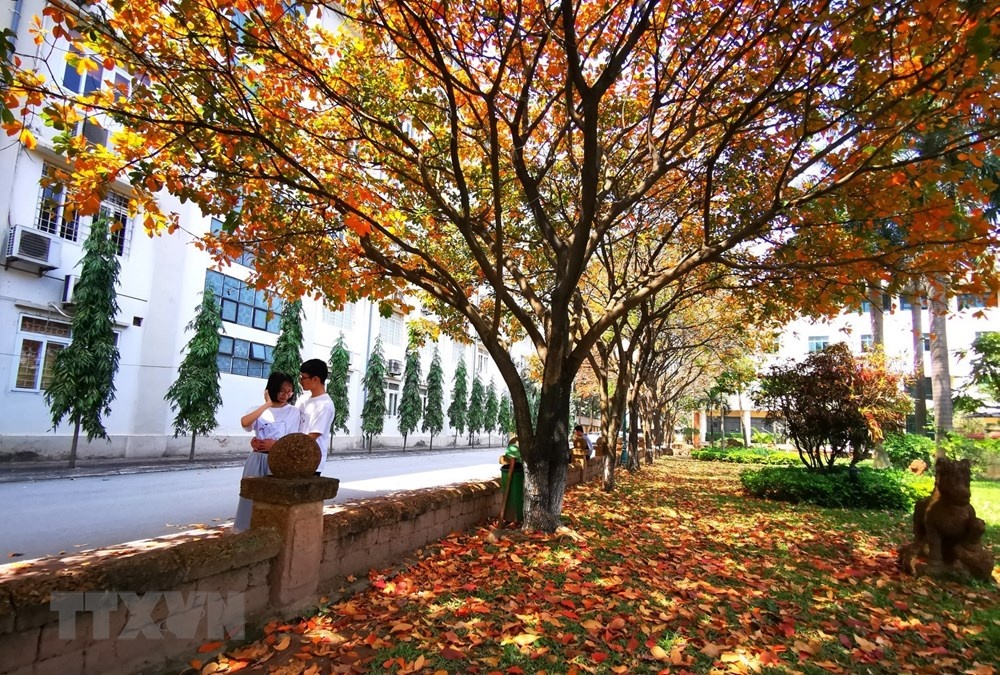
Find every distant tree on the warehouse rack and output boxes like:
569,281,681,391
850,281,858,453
448,357,468,445
756,344,911,470
328,333,350,434
45,218,121,469
271,299,304,395
969,332,1000,401
468,375,485,445
422,347,445,450
497,393,514,438
398,344,423,450
360,337,387,452
484,380,499,446
164,293,223,461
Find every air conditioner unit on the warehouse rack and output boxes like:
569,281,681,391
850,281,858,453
62,274,80,306
387,359,403,376
4,225,61,272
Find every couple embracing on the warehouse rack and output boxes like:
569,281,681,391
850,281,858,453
233,359,335,532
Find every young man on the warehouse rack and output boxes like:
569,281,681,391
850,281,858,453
251,359,335,475
295,359,336,476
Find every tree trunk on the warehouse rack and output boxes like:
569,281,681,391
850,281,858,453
69,419,81,469
867,281,891,468
910,286,927,434
521,375,572,532
403,433,408,452
929,280,952,458
188,433,197,462
868,282,885,346
429,433,434,451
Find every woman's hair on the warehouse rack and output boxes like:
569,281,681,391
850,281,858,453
265,372,294,403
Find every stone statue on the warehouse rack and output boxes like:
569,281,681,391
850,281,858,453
898,458,994,582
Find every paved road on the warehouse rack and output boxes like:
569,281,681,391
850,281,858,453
2,448,503,561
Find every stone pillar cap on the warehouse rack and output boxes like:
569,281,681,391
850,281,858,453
241,476,340,505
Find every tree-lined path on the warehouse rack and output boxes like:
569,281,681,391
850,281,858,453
190,458,999,674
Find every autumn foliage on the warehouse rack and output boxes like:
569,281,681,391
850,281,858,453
188,460,998,674
5,0,1000,529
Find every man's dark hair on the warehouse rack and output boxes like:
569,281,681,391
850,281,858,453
300,358,328,383
574,424,584,433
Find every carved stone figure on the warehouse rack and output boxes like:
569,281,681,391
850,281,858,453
898,458,994,582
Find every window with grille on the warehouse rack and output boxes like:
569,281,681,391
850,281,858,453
13,316,72,391
36,163,133,255
322,303,355,330
204,270,283,333
380,314,405,347
36,164,79,242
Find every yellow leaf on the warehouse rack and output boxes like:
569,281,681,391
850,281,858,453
19,129,37,150
502,633,541,646
200,663,219,675
581,620,602,631
794,639,818,655
390,622,413,633
649,644,668,661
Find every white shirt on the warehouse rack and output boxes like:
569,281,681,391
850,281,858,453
296,392,335,475
243,404,302,441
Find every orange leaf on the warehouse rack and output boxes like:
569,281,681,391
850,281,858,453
274,635,292,651
649,644,668,661
198,641,225,653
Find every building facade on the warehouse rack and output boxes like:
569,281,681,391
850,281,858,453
0,0,513,460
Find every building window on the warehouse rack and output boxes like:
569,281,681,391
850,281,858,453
322,303,355,331
385,382,399,416
957,294,988,310
35,164,133,255
476,349,489,375
900,296,927,310
808,336,829,352
860,334,873,351
380,314,405,347
204,270,282,333
209,218,255,268
217,336,274,378
100,191,132,257
14,316,72,391
923,333,930,351
36,164,80,242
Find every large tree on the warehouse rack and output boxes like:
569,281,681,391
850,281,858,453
11,0,1000,529
45,217,122,468
164,293,223,461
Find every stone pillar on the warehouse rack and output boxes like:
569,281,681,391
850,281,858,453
241,477,340,611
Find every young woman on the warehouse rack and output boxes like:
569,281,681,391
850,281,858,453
233,372,301,532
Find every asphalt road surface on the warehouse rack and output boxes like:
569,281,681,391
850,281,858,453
1,447,503,561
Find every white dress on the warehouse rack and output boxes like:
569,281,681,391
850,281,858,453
233,404,302,532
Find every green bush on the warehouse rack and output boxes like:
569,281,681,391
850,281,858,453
739,466,934,510
941,434,1000,478
751,428,775,444
883,433,934,469
692,448,799,466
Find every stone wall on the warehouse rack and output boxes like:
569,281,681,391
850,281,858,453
0,457,604,675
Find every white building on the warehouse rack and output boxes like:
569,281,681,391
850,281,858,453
0,0,511,460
